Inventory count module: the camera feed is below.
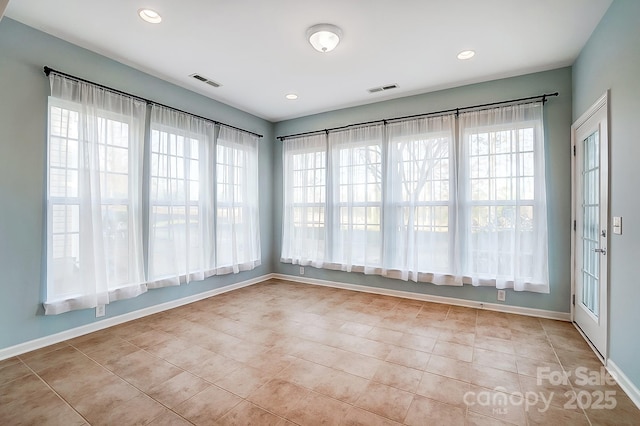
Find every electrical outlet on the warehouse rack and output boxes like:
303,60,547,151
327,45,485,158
300,266,305,275
96,304,105,317
497,290,506,302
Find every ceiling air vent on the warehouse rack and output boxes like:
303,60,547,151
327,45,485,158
368,83,398,94
190,73,222,88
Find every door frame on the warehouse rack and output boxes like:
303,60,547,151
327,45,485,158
570,91,609,361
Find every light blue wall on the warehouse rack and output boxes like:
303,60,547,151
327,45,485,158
573,0,640,392
0,18,274,350
273,68,573,313
0,14,592,355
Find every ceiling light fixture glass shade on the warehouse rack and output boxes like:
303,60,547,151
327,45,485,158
285,94,298,100
138,8,162,24
307,24,342,53
457,50,475,60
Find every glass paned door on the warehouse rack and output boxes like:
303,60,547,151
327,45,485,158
572,92,608,360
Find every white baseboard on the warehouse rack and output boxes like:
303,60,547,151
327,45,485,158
272,273,571,321
0,273,274,361
1,272,570,362
607,359,640,410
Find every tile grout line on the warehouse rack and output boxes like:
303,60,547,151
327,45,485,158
541,324,595,426
12,280,632,425
69,338,198,426
19,357,92,425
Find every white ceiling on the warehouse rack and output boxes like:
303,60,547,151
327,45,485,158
6,0,612,122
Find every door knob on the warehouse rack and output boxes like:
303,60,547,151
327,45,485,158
594,248,607,255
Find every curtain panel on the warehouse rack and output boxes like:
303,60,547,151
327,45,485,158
281,134,328,267
215,127,261,274
45,75,262,314
281,104,549,293
45,74,147,314
458,104,548,291
147,105,217,288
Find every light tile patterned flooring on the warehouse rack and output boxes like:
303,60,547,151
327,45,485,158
1,279,639,425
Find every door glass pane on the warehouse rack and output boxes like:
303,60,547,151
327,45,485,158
582,130,599,316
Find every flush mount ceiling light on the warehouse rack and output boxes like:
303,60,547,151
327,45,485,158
285,94,298,100
457,50,475,60
138,8,162,24
307,24,342,53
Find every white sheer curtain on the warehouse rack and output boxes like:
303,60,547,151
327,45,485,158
215,127,261,273
327,125,384,273
280,103,549,293
45,74,147,315
281,134,328,267
458,103,549,292
383,115,459,285
148,105,216,287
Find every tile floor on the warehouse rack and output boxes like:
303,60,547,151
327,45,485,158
1,279,639,425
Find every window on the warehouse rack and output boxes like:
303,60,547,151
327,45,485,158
148,105,216,286
45,74,260,314
48,104,81,300
384,116,456,283
45,76,147,315
281,103,549,292
281,134,327,267
329,126,384,272
215,127,261,273
459,105,548,290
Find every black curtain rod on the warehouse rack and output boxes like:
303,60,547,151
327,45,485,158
277,92,559,141
43,66,263,139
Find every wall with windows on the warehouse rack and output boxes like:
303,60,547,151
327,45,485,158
0,15,578,353
274,67,573,313
572,0,640,395
0,18,274,350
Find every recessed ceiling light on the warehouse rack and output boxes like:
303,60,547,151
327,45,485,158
138,8,162,24
457,50,475,60
285,94,298,100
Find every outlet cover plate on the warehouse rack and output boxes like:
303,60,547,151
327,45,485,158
96,304,105,317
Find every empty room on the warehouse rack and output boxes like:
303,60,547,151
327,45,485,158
1,0,639,425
